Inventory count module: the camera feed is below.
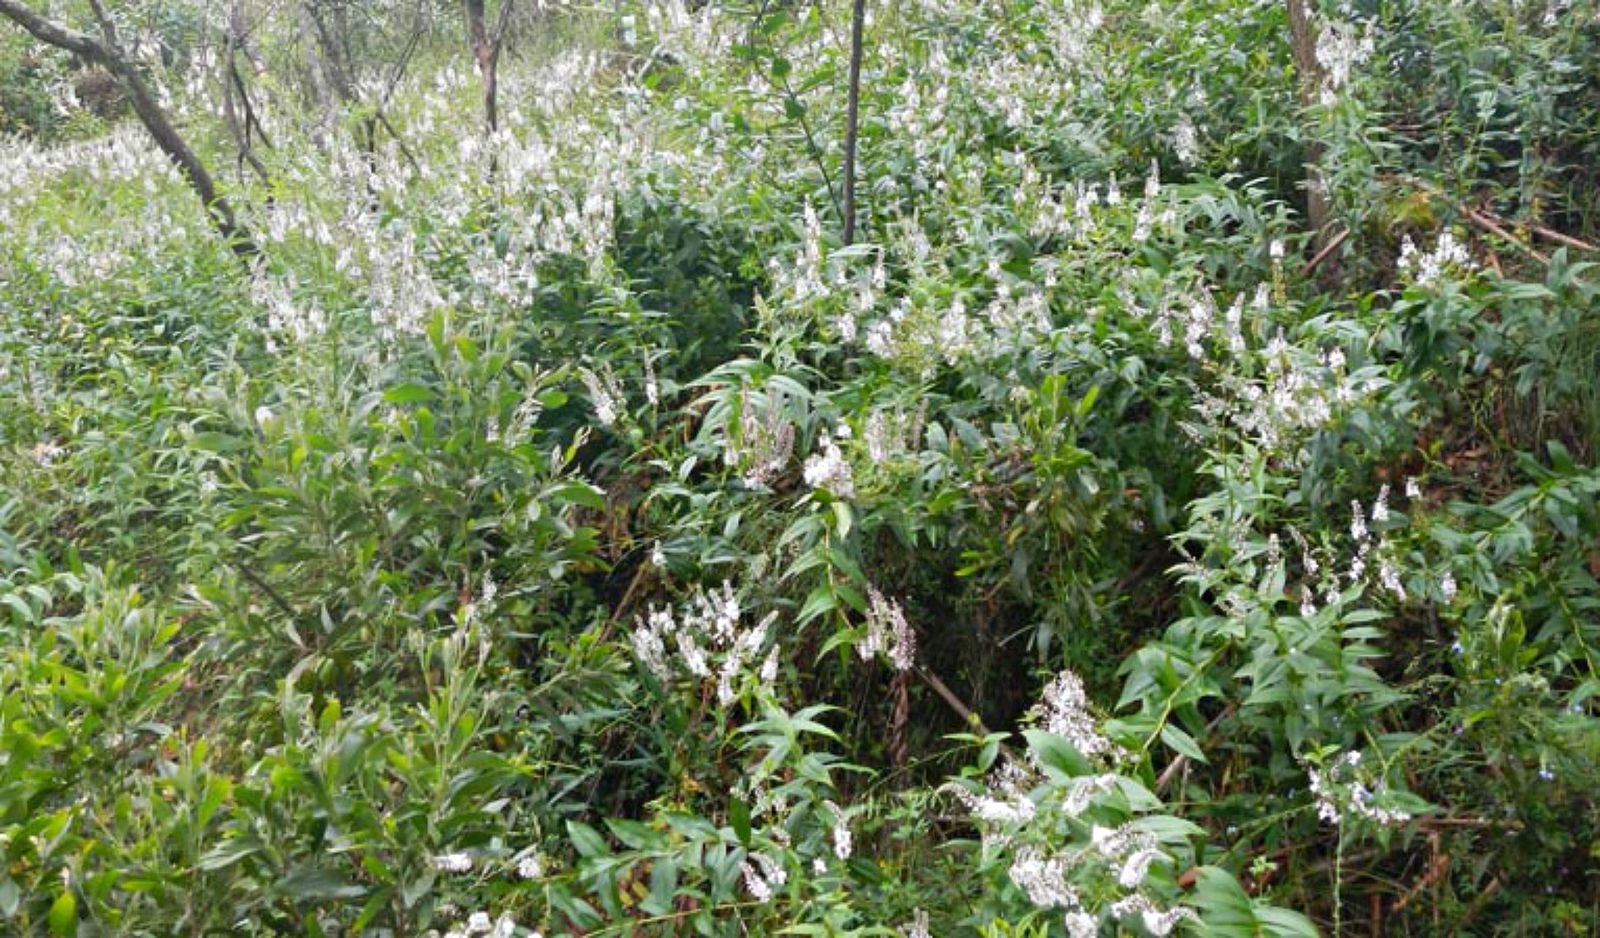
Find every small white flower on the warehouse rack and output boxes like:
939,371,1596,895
1172,113,1201,165
1350,501,1368,542
1030,670,1115,759
1380,560,1406,601
1063,909,1097,938
516,853,544,880
1118,846,1164,888
803,431,856,499
1009,846,1079,908
833,821,853,861
579,366,623,427
741,861,772,902
30,440,64,466
434,852,472,873
466,911,493,935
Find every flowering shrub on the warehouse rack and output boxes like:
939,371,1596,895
1,0,1599,935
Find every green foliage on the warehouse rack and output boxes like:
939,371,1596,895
2,0,1599,935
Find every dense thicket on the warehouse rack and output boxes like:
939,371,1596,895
1,1,1598,936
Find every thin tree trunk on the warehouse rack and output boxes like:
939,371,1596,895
842,0,866,245
465,0,513,183
1284,0,1334,258
297,1,335,149
465,0,513,135
0,0,257,256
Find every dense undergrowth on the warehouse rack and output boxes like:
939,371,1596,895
2,1,1599,935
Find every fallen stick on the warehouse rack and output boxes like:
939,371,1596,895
916,665,993,736
1465,208,1549,265
1300,227,1351,277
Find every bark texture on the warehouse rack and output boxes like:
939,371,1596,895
1284,0,1335,258
842,0,867,245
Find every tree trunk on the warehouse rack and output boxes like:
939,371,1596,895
465,0,512,136
842,0,866,246
297,2,335,149
0,0,257,257
1284,0,1334,259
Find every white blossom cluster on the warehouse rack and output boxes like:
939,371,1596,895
902,908,932,938
485,382,550,450
1306,750,1413,828
426,911,523,938
249,269,327,351
803,428,857,500
860,585,917,671
1171,113,1202,165
1314,16,1376,105
940,672,1201,935
0,128,204,289
579,365,624,428
630,582,780,705
1398,231,1476,286
948,758,1039,827
1179,287,1383,465
863,404,926,465
1030,670,1119,760
824,799,854,861
740,850,788,902
367,221,450,344
733,778,856,885
722,386,796,488
1255,479,1445,622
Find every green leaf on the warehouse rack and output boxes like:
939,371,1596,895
729,797,752,847
382,383,437,405
605,818,660,850
796,585,836,626
1,593,36,623
1188,866,1256,930
1255,906,1321,937
196,777,231,830
1022,729,1092,777
1160,723,1208,762
47,891,75,937
567,820,609,859
547,480,607,509
275,866,367,901
831,501,853,537
198,835,264,870
190,431,248,453
644,857,679,916
1076,384,1101,419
